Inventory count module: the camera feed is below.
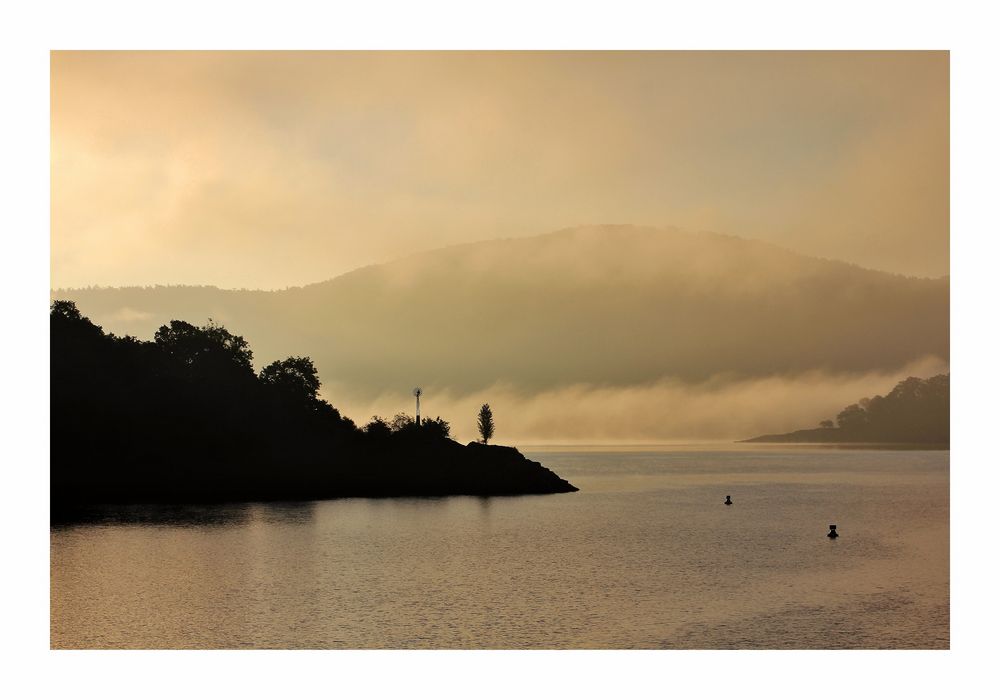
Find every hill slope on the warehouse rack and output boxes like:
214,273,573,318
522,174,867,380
54,225,949,404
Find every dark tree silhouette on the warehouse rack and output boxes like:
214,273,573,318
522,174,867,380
51,299,83,321
819,419,834,429
478,403,495,444
421,416,451,440
49,300,577,510
259,356,321,403
390,413,415,432
362,415,392,439
154,319,254,376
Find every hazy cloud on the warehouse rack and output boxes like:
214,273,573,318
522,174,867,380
52,51,949,289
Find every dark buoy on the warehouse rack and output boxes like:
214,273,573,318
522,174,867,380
724,495,732,505
828,524,839,538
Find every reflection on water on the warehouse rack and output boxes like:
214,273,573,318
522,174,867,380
50,447,949,649
53,503,251,529
52,502,316,529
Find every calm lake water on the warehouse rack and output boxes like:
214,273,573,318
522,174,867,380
50,447,949,649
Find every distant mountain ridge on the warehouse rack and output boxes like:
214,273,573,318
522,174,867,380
53,225,949,402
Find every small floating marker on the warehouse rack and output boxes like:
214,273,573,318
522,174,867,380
828,524,839,538
724,495,732,505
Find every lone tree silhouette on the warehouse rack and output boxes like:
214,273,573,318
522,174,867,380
478,403,495,444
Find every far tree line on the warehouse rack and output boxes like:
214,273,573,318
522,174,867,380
819,374,949,443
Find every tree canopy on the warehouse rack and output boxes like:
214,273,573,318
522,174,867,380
154,318,254,376
259,356,322,404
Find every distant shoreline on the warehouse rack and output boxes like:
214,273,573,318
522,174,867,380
523,442,950,452
735,439,948,450
741,375,948,448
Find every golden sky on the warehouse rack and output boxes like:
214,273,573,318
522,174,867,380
51,51,948,290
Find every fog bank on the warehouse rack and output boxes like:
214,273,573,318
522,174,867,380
331,357,949,444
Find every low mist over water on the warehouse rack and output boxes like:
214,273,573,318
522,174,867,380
51,447,948,649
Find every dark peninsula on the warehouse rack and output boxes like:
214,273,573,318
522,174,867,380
50,301,576,514
741,374,949,446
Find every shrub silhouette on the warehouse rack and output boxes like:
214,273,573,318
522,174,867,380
421,416,451,440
